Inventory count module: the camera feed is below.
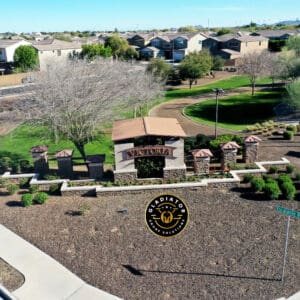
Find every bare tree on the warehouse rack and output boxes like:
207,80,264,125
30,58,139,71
264,52,285,87
238,51,268,96
20,59,163,159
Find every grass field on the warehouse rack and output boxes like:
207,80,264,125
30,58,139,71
183,89,285,131
0,124,114,164
0,75,274,164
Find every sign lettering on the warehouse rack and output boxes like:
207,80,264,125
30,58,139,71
125,145,174,160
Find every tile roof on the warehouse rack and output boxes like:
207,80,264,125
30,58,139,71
244,135,262,143
0,39,29,48
112,117,187,141
220,142,240,150
31,145,48,153
192,149,213,157
32,39,82,51
55,149,73,158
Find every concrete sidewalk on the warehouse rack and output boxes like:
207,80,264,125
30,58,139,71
0,224,121,300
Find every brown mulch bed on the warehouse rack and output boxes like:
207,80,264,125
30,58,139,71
0,136,299,299
0,258,24,291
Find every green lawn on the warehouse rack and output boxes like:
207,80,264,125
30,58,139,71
183,89,285,131
0,124,114,164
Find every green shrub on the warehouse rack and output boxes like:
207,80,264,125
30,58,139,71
281,182,296,200
11,163,21,174
243,174,254,183
7,184,19,195
210,134,240,150
286,164,296,174
19,160,32,173
283,130,294,140
29,184,39,193
0,156,12,172
268,166,278,174
277,174,293,186
49,184,60,195
43,174,60,180
19,177,30,189
0,178,8,188
34,192,48,204
264,181,281,200
294,171,300,181
251,178,265,192
286,125,297,133
21,193,33,207
78,204,91,216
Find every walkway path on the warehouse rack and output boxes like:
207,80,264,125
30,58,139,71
0,224,121,300
150,87,264,137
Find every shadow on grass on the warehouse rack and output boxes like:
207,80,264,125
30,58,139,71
6,200,22,207
122,265,280,282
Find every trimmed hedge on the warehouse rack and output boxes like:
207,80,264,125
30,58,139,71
243,174,254,183
286,125,297,133
7,184,19,195
283,130,294,140
286,164,296,174
281,182,296,200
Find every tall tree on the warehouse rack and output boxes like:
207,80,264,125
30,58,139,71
264,52,285,87
80,44,112,60
179,50,212,89
238,51,268,96
146,58,172,82
13,45,38,72
286,79,300,110
104,34,138,60
286,36,300,57
20,59,162,159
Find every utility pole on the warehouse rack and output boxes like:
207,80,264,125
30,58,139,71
212,88,224,139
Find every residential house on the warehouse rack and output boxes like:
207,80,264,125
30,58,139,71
132,32,206,61
203,32,268,64
0,39,31,62
127,33,156,48
32,39,82,71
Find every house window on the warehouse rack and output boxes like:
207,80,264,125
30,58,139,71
0,49,2,55
151,39,160,47
198,40,202,45
57,50,62,56
259,41,262,46
228,42,239,47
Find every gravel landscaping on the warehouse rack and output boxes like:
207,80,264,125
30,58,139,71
0,258,24,292
0,134,299,299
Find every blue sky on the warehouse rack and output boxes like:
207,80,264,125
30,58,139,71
1,0,299,33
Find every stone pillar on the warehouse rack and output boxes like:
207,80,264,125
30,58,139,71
243,135,262,163
220,142,240,169
55,149,73,179
31,145,49,175
113,142,137,182
192,149,213,174
86,155,105,179
163,138,186,179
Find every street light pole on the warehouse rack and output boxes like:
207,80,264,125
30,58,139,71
212,88,224,139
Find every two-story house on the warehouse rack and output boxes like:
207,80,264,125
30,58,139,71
0,39,31,63
135,32,206,61
203,32,268,64
32,39,82,71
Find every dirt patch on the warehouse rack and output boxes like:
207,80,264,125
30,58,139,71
0,258,24,291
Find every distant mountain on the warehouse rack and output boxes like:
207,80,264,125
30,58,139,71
276,19,300,26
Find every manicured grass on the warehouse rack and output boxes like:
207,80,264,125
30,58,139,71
165,76,271,100
0,124,114,164
183,89,285,131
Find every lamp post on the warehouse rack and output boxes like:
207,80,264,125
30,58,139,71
212,88,224,139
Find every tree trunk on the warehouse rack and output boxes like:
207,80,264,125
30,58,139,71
74,142,86,160
189,79,193,89
251,82,255,96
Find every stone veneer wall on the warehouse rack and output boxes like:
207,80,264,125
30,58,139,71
221,149,237,169
163,168,186,179
194,157,210,174
88,163,104,179
114,171,137,182
243,142,259,163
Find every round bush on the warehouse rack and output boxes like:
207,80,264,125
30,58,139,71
281,182,296,200
268,166,278,174
243,174,254,183
286,125,297,133
283,130,294,140
21,193,33,207
277,174,293,186
7,184,19,195
29,184,39,193
294,171,300,181
251,178,265,192
286,164,296,174
19,177,30,189
264,181,281,200
49,183,60,195
34,192,48,204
